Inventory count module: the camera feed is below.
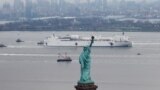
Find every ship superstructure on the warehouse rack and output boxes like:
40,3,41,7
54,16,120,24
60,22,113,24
43,34,132,47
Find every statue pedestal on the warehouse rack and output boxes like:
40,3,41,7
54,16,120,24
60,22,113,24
75,83,98,90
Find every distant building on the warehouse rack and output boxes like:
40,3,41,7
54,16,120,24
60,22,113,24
25,0,33,18
51,0,59,5
50,0,59,15
1,2,12,19
14,0,25,18
2,2,11,12
36,0,50,16
58,0,66,15
102,0,108,11
75,0,80,5
94,0,107,11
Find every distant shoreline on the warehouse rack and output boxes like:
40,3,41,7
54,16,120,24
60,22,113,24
0,30,159,32
1,17,160,32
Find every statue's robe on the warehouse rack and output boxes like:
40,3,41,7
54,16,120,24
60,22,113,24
79,46,92,83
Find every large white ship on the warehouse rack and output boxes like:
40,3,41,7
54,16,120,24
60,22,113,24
43,34,132,47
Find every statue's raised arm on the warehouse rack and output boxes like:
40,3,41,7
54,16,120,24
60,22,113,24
89,36,94,47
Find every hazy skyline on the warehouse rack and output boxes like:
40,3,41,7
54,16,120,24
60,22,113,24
0,0,157,4
0,0,157,7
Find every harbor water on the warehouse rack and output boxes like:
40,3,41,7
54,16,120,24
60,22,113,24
0,31,160,90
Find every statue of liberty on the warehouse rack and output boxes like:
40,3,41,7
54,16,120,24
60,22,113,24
78,36,94,84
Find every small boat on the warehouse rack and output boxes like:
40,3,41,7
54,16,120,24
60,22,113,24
137,53,141,55
57,57,72,62
16,38,24,43
57,53,72,62
0,44,6,47
37,41,44,45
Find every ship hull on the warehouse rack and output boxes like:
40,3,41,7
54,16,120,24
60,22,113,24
44,40,132,47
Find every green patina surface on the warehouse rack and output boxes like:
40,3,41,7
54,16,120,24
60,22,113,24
78,36,94,84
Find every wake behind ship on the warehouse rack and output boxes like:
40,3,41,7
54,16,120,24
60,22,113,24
43,34,132,47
